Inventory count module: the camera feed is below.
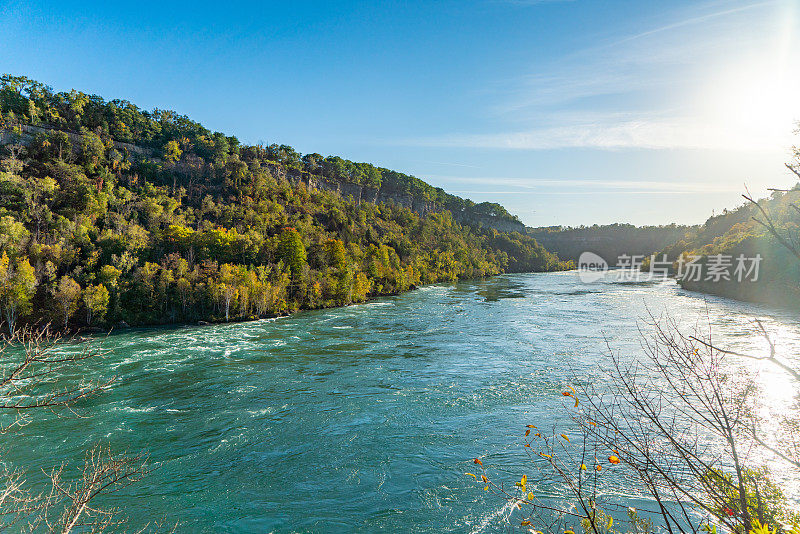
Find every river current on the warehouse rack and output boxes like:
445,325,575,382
9,272,800,532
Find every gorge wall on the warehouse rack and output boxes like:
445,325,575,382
265,163,526,234
1,123,526,235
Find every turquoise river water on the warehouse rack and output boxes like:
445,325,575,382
8,272,800,532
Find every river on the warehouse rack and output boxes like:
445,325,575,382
9,272,800,532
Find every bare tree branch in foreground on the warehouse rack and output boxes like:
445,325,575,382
0,328,171,533
470,315,800,533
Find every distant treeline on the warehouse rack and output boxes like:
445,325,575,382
527,223,695,265
0,75,567,334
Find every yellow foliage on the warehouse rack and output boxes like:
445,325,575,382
750,521,776,534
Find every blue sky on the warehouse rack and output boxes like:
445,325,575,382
2,0,799,226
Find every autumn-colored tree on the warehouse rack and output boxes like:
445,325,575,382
216,264,239,322
54,276,81,328
0,253,36,335
163,139,182,164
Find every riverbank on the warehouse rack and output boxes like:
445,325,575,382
678,277,800,311
60,275,486,337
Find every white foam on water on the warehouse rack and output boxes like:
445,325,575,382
469,499,517,534
247,407,274,416
112,405,156,413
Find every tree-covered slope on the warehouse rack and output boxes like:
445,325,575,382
0,75,567,332
655,175,800,307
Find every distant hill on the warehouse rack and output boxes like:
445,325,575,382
0,75,567,332
527,223,695,266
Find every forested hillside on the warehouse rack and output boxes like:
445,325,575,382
0,75,567,333
527,223,694,265
656,173,800,307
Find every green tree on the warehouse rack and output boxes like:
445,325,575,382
302,152,323,174
80,131,105,170
83,284,109,325
277,227,307,278
703,467,800,533
323,238,347,271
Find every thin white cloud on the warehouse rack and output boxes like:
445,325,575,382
403,116,789,151
401,0,798,152
611,0,777,46
413,160,483,169
430,175,747,193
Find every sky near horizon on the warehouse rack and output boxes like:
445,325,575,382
2,0,799,227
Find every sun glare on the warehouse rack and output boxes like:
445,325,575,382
693,2,799,150
710,62,800,147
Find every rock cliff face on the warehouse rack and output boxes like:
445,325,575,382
1,123,152,157
1,125,525,234
265,162,440,216
266,163,526,233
